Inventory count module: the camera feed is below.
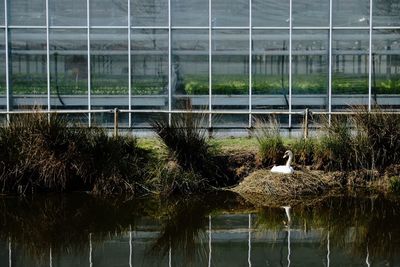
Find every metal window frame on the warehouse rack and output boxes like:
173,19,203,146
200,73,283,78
4,0,9,122
328,0,333,122
128,0,132,127
168,0,172,126
87,0,91,127
208,0,212,128
368,0,373,111
288,0,293,128
248,0,252,128
46,0,50,112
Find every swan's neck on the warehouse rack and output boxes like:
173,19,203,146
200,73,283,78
286,154,293,167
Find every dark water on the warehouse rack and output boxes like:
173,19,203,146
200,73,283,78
0,192,400,267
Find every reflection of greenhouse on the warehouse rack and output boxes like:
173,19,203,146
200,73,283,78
0,214,381,266
0,0,399,128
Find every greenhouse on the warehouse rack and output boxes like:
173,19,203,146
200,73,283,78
0,0,399,128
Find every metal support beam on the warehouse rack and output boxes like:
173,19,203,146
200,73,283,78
87,0,91,126
368,0,373,111
289,0,293,128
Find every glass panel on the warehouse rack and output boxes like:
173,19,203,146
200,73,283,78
131,0,168,27
49,0,87,26
252,30,289,110
212,29,249,127
91,29,129,127
131,29,168,126
172,30,208,110
252,30,289,127
50,29,87,123
171,0,208,27
90,0,127,26
372,30,400,109
333,0,369,27
252,0,289,27
374,0,400,27
332,30,369,110
9,0,46,26
0,0,4,26
212,0,249,27
10,29,47,110
292,30,328,111
0,30,5,110
293,0,329,27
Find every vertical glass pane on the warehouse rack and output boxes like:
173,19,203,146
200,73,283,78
332,30,369,110
91,29,129,126
292,30,328,111
10,29,47,110
252,30,289,103
90,0,127,26
372,30,400,108
212,30,249,127
0,0,4,26
252,0,289,27
0,30,5,109
171,0,208,27
172,30,208,110
131,0,168,27
252,30,289,126
293,0,329,27
49,0,87,26
212,0,249,27
50,29,87,122
9,0,46,26
374,0,400,27
131,29,168,126
333,0,369,27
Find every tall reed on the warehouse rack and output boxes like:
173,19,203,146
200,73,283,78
0,113,149,195
254,117,286,166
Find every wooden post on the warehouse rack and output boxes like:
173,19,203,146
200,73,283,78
114,108,119,137
304,108,309,139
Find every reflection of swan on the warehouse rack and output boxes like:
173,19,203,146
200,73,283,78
271,150,294,174
282,206,292,226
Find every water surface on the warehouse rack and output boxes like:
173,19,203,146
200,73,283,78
0,192,399,266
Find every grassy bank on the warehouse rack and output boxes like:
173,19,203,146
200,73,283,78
1,109,400,197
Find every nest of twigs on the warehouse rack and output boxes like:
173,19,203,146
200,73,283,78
231,169,343,206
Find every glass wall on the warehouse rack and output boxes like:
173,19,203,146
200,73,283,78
172,30,209,110
0,30,5,110
91,29,129,126
373,29,400,108
332,30,369,110
212,29,249,127
0,0,399,128
292,30,329,111
131,29,168,126
10,29,47,110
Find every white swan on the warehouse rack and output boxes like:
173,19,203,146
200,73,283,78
271,150,294,174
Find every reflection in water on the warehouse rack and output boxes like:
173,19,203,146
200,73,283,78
248,214,251,267
129,225,132,267
208,215,211,267
1,193,400,266
327,231,330,267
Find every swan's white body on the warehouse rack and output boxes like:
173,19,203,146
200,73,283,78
271,150,294,174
